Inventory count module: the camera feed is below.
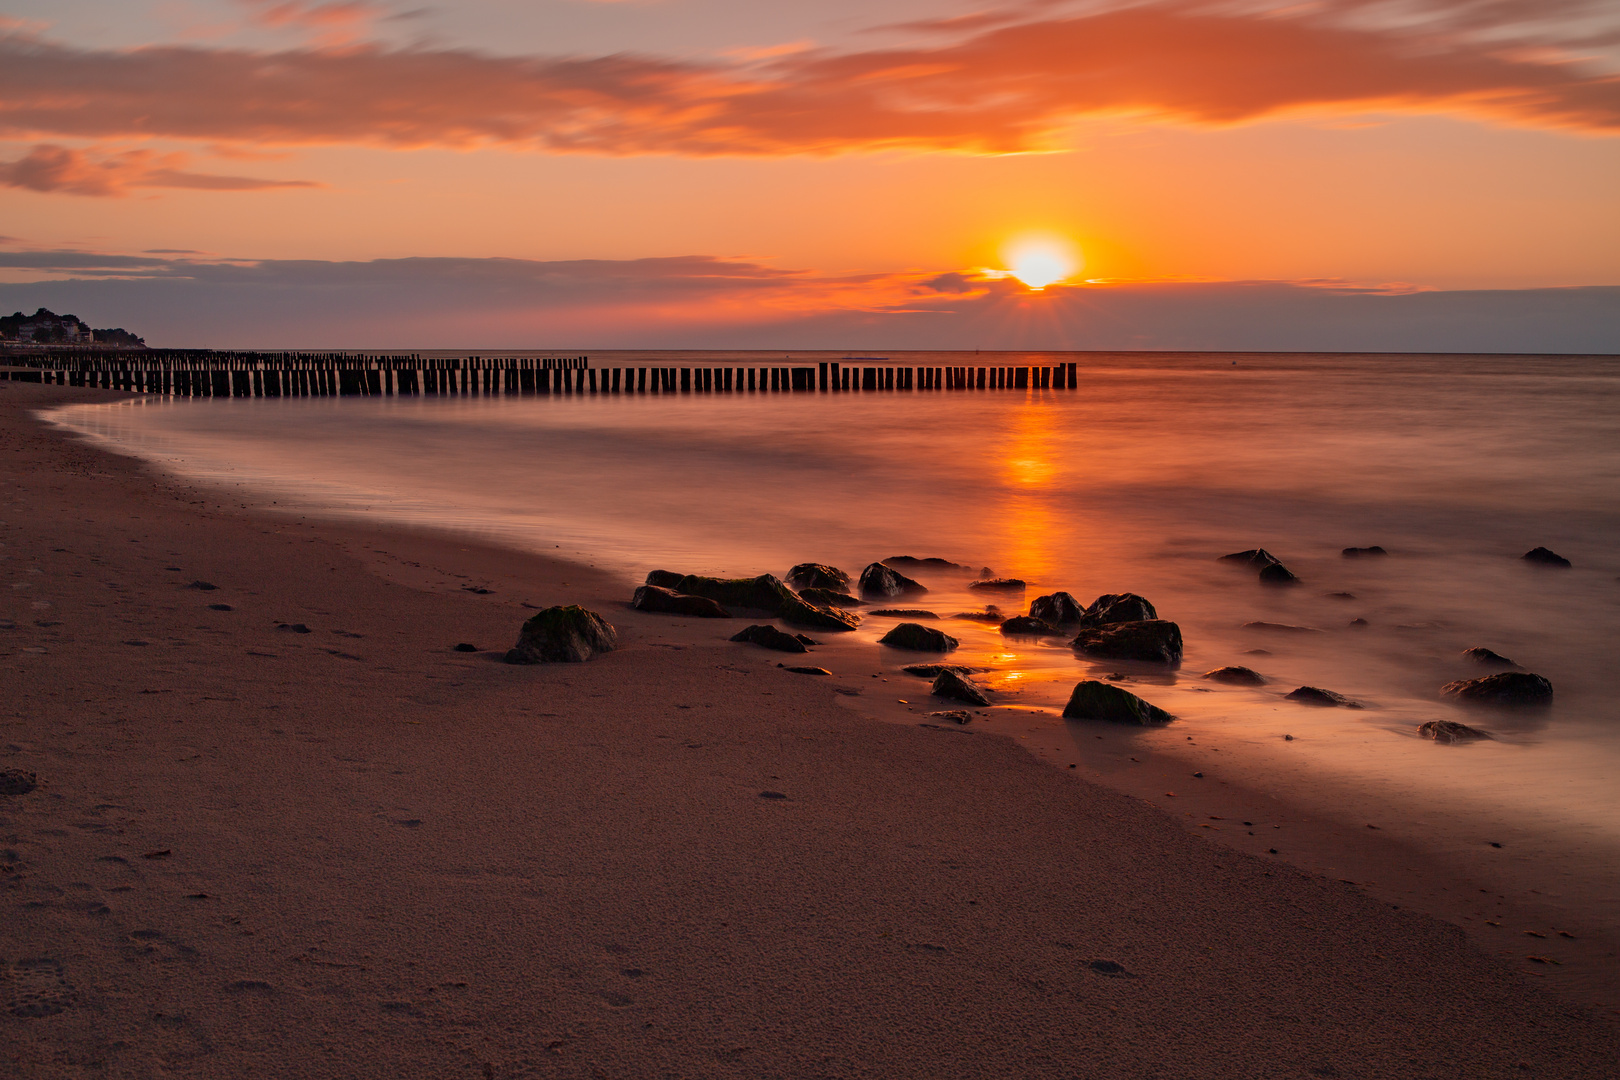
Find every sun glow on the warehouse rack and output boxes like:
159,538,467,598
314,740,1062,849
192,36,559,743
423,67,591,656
1003,237,1079,290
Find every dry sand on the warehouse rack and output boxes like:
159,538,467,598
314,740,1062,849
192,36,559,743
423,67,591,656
2,381,1617,1079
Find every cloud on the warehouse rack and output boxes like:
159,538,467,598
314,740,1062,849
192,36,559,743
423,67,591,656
0,3,1616,158
237,1,394,46
1,250,1614,352
0,144,320,196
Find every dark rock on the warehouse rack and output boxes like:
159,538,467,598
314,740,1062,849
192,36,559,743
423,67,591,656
0,768,38,796
878,622,959,652
798,588,862,608
1349,618,1369,626
1220,549,1280,568
505,605,618,664
453,643,478,652
1029,591,1085,625
931,669,990,706
785,665,831,675
1243,621,1322,633
969,578,1026,593
1521,547,1571,567
1441,671,1553,707
1080,593,1158,625
207,603,233,611
949,609,1003,623
869,608,938,619
1418,720,1491,744
999,615,1061,636
1342,546,1388,557
277,623,312,634
902,664,982,678
1204,665,1266,685
759,791,787,800
1258,562,1299,585
859,562,928,600
926,710,973,725
1462,646,1517,667
730,624,808,653
883,556,971,572
1327,592,1356,599
632,584,731,618
1286,686,1362,708
1090,959,1130,976
644,569,685,588
1070,620,1183,664
1062,680,1174,725
794,634,818,645
785,563,851,592
187,580,219,591
668,573,857,631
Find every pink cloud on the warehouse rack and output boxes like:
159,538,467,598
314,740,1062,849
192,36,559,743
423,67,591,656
0,144,321,196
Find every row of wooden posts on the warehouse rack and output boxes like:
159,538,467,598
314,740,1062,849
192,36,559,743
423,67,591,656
0,351,1081,397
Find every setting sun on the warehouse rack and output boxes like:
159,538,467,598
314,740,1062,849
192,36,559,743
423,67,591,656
1004,237,1079,290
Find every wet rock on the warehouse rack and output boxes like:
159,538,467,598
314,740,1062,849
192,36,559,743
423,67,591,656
187,580,219,591
1220,549,1281,568
0,768,38,796
1070,620,1184,664
999,615,1062,636
730,624,808,653
786,563,851,592
1286,686,1362,708
859,562,928,600
949,609,1003,623
1243,621,1322,634
505,606,618,664
1462,646,1517,667
1259,562,1300,585
902,664,982,678
879,622,959,652
1204,665,1266,685
453,643,478,652
1080,593,1158,625
1441,671,1553,707
644,570,685,588
1419,720,1491,744
1062,680,1175,725
632,585,731,618
1521,547,1571,567
932,669,991,705
668,573,858,631
1342,546,1388,557
969,577,1026,593
798,588,862,608
869,608,938,619
1029,591,1085,625
784,665,831,675
926,710,973,725
883,556,971,572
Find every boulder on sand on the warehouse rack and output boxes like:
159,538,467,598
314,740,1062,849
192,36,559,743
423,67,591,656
1080,593,1158,626
879,622,959,652
506,605,618,664
1462,647,1517,668
1203,665,1266,685
1029,591,1085,625
931,669,990,706
730,624,808,653
1000,615,1062,636
1070,620,1184,664
1286,686,1361,708
859,562,928,599
644,569,685,588
631,585,730,618
1521,547,1571,568
1062,680,1175,725
667,573,858,632
1418,720,1491,744
786,563,851,592
1441,671,1553,707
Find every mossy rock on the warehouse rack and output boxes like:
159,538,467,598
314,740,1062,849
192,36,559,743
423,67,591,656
1029,591,1084,625
1000,615,1061,636
1080,593,1158,625
878,622,959,652
1062,680,1174,725
506,605,618,664
632,585,730,618
859,562,928,600
1070,620,1184,664
785,563,851,592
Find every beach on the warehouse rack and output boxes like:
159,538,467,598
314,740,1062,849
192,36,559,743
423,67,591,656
3,379,1618,1078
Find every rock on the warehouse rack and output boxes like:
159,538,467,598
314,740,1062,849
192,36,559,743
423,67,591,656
859,562,928,599
1029,591,1085,625
643,569,685,588
0,768,38,796
902,664,982,678
785,665,831,675
187,580,219,591
505,606,618,664
1070,620,1184,664
1220,549,1280,568
1062,680,1175,725
969,578,1026,593
785,563,851,592
453,642,478,652
1342,546,1388,557
878,622,959,652
1243,621,1322,633
1419,720,1491,744
1521,547,1571,567
999,615,1061,636
926,710,973,725
798,588,862,608
1286,686,1362,708
1441,671,1553,706
883,556,970,572
1080,593,1158,625
869,608,938,619
668,573,858,631
632,584,731,618
1204,665,1266,685
1462,646,1517,667
931,669,990,705
949,609,1002,623
730,624,808,653
1258,562,1299,585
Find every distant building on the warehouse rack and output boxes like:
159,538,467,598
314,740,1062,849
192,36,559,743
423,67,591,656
0,308,141,347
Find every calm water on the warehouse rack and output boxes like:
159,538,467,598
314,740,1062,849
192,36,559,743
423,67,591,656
47,350,1620,864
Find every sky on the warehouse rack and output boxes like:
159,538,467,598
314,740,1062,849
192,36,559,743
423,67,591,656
1,0,1618,350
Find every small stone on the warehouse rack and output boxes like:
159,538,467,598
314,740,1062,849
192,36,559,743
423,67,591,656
1089,959,1129,975
207,603,233,612
187,580,219,591
878,622,959,652
453,643,478,652
931,669,990,706
1418,720,1491,744
759,791,788,800
505,605,618,664
1342,546,1388,557
1520,547,1571,567
1203,665,1265,685
1461,647,1517,667
0,768,38,796
969,577,1026,593
1286,686,1361,708
729,624,808,653
926,710,972,725
784,666,831,675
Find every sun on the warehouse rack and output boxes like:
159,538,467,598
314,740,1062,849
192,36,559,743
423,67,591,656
1003,236,1079,290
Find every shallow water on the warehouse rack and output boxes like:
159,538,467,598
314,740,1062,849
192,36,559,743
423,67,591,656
48,350,1620,865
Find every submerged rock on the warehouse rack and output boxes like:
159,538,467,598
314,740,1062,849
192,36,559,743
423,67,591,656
667,573,858,631
506,605,618,664
730,624,808,653
1204,665,1266,686
1418,720,1491,744
1029,591,1085,625
632,585,731,618
1462,646,1517,667
1521,547,1572,567
1000,615,1062,636
1342,546,1388,557
1220,549,1281,569
1286,686,1362,708
902,664,982,678
931,669,990,706
1070,620,1184,664
969,577,1026,593
786,563,851,592
1080,593,1158,626
1242,621,1322,634
949,609,1003,623
869,608,938,619
798,588,862,608
883,556,971,572
879,622,959,652
926,710,974,725
1442,671,1553,706
1258,562,1300,585
859,562,928,600
1062,680,1175,725
644,569,685,588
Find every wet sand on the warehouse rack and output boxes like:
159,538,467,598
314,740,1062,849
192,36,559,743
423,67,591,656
2,381,1617,1078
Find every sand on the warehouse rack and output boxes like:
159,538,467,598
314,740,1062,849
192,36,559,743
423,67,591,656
2,381,1617,1078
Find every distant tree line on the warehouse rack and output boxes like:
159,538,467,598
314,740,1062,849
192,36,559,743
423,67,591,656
0,308,146,347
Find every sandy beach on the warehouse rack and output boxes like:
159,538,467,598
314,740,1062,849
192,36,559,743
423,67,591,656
3,380,1618,1079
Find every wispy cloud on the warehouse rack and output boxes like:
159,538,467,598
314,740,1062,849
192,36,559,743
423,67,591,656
0,144,321,197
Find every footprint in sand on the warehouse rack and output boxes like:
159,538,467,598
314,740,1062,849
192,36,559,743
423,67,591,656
5,957,78,1017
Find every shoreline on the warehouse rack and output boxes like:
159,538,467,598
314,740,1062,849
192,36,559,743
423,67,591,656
3,381,1617,1077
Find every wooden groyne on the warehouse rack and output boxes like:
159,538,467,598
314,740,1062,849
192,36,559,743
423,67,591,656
0,350,1081,397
